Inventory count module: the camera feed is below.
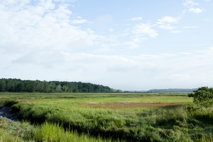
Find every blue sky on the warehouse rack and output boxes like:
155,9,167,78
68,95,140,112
0,0,213,90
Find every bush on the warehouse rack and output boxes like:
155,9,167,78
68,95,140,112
189,87,213,107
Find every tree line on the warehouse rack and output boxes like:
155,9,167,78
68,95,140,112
0,78,119,93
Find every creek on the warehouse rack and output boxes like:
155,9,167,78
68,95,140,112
0,106,18,121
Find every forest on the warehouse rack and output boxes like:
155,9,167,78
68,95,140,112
0,78,117,93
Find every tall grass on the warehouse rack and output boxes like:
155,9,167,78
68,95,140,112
33,122,118,142
0,117,120,142
0,130,23,142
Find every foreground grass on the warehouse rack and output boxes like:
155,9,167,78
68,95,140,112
34,122,119,142
0,131,23,142
0,117,31,142
0,117,119,142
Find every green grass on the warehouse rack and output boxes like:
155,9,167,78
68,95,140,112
34,122,119,142
0,92,189,100
0,117,120,142
0,92,212,142
0,131,23,142
0,117,31,142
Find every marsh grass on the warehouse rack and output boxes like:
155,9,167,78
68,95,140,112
0,117,120,142
0,130,23,142
33,122,119,142
0,92,212,142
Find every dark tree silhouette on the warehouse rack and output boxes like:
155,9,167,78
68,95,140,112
0,78,119,93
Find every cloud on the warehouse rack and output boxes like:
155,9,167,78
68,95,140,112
0,0,101,53
183,0,204,14
119,23,159,48
158,16,179,24
156,0,204,33
183,0,199,7
188,8,204,13
3,47,213,90
132,24,158,38
157,16,179,30
130,17,143,21
71,16,88,24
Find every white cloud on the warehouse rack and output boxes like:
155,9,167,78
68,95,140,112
158,16,179,24
120,23,159,48
71,19,88,24
0,0,101,53
183,0,199,7
130,17,143,21
183,0,204,14
71,16,88,24
156,16,183,33
132,24,158,38
157,16,179,30
2,47,213,90
188,8,204,13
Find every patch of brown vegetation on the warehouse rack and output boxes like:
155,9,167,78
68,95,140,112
86,102,186,109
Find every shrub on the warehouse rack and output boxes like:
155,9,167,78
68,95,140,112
189,87,213,107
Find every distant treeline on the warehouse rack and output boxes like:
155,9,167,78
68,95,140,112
0,78,119,93
147,88,195,93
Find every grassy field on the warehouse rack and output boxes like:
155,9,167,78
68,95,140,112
0,92,191,111
0,92,212,142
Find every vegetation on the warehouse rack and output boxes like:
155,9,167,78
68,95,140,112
0,117,118,142
0,88,212,141
0,78,118,93
0,117,32,142
189,87,213,107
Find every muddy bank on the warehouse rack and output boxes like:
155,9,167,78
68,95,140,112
0,106,19,121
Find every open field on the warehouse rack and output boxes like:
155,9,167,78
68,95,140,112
0,92,212,142
0,92,192,112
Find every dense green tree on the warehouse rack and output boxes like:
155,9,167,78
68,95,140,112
189,87,213,107
0,78,118,93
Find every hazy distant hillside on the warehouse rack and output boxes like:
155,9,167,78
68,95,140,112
0,78,119,93
147,88,195,93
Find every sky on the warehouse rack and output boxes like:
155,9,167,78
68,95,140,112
0,0,213,90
